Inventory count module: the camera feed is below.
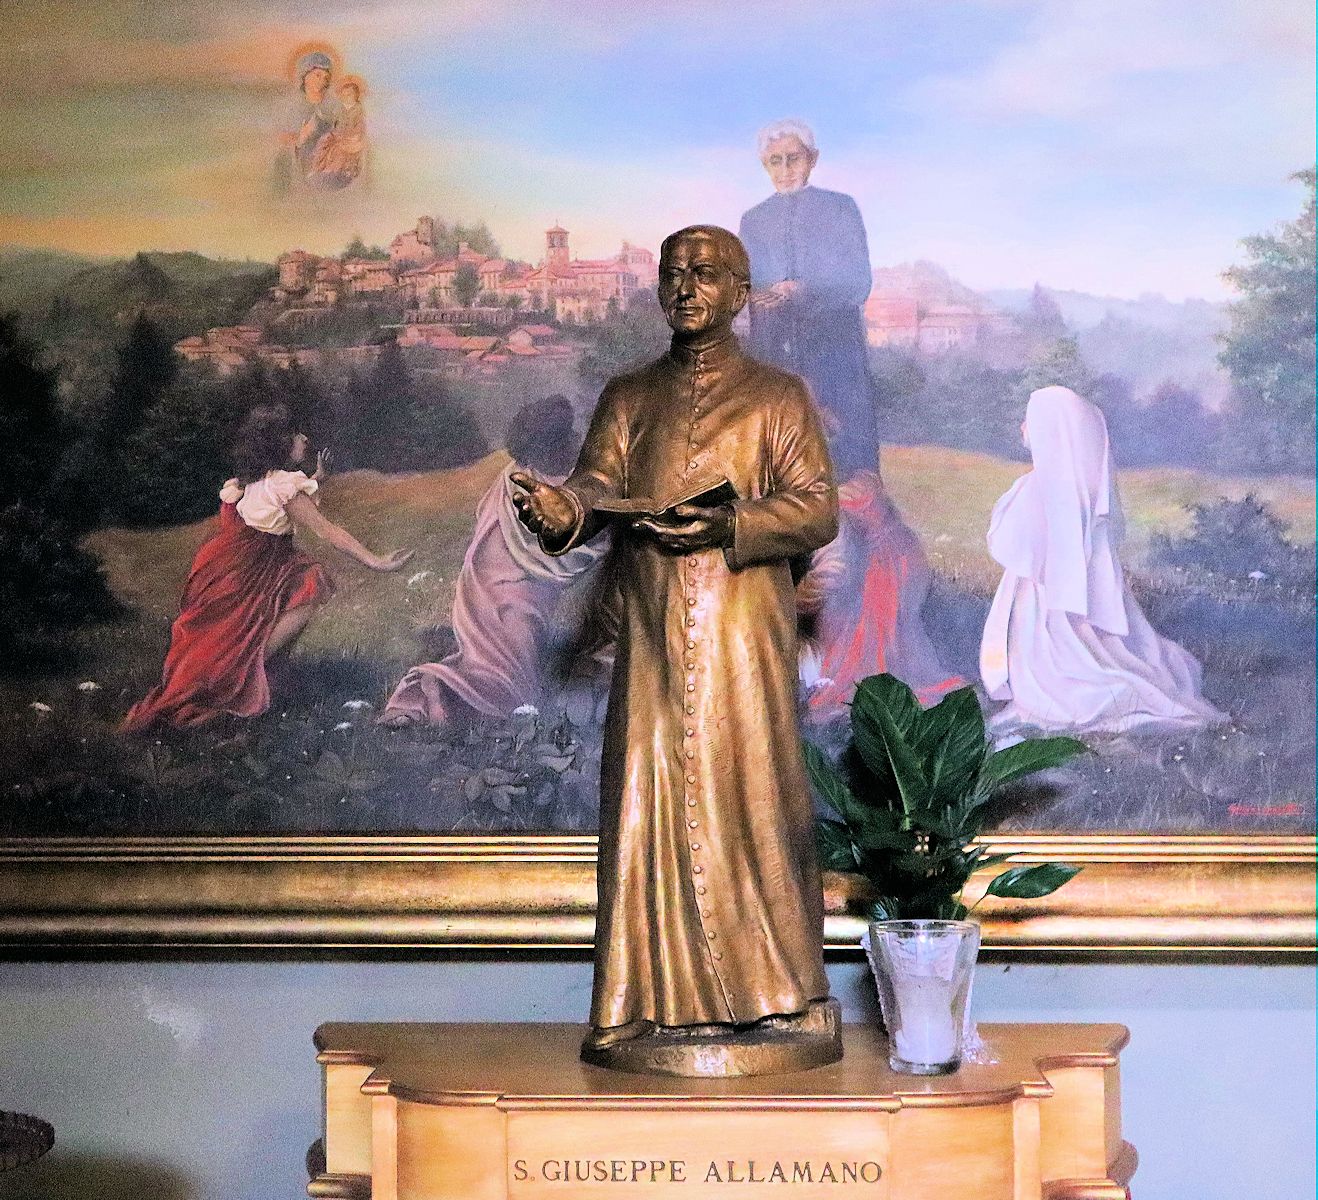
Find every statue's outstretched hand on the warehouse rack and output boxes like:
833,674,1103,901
510,471,578,539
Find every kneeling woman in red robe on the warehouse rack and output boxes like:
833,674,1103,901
123,406,411,732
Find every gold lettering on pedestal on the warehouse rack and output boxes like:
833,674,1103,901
508,1157,882,1186
505,1109,888,1196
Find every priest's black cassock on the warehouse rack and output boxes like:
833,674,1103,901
738,185,878,478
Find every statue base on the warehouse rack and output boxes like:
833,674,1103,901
311,1021,1137,1200
581,998,843,1077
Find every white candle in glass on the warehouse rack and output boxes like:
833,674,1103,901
892,975,959,1065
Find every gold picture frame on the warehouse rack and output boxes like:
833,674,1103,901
1,833,1311,952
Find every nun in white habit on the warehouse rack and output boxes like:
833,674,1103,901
979,386,1225,736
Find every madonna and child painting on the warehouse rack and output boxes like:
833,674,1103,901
0,4,1311,839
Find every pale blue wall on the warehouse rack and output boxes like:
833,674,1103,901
0,959,1312,1200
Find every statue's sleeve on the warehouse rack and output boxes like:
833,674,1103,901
538,381,628,557
725,378,838,570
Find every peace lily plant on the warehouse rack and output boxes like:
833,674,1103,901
805,674,1087,1074
805,673,1085,921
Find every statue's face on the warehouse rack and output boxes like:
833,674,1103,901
761,134,818,193
658,235,749,338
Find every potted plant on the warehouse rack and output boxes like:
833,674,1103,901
804,674,1087,1074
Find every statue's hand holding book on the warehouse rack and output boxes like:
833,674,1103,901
620,476,739,551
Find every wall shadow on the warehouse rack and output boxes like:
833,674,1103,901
0,1153,195,1200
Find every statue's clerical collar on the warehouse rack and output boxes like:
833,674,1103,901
669,327,740,367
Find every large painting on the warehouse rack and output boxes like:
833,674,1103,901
0,3,1312,876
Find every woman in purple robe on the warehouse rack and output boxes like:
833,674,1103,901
378,396,609,727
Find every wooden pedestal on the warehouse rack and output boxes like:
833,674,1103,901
310,1022,1135,1200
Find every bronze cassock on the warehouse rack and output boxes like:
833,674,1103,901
514,226,842,1076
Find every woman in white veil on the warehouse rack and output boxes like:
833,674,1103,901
980,386,1225,736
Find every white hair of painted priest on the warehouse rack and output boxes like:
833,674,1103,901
757,118,817,159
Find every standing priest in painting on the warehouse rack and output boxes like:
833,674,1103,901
512,225,841,1076
738,118,877,477
741,117,963,713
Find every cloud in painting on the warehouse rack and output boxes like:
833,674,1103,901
0,0,1312,297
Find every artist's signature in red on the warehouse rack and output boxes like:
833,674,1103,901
1228,803,1303,817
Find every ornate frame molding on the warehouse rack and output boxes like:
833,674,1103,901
0,834,1311,952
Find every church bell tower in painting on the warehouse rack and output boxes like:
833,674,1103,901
546,224,570,268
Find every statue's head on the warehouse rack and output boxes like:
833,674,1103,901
758,118,818,194
657,225,751,340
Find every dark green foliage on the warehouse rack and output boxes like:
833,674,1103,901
275,305,403,349
103,311,177,446
452,262,481,308
0,503,122,674
984,863,1081,900
342,236,390,261
805,673,1086,920
423,220,501,262
5,251,276,356
576,290,670,390
1015,335,1094,404
871,346,1042,461
124,252,174,301
110,375,239,527
0,317,121,672
339,344,488,472
1218,169,1316,473
278,359,328,443
0,314,64,510
1020,284,1066,341
0,671,604,836
1150,495,1315,595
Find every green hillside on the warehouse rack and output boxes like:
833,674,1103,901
85,445,1315,679
88,452,509,680
882,445,1316,595
0,248,276,345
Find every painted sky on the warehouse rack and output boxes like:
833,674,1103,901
1,0,1312,298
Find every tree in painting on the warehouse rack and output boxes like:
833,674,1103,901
1219,169,1317,473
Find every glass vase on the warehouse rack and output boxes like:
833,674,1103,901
864,919,980,1075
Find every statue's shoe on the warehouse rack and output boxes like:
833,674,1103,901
581,1020,656,1053
581,999,843,1077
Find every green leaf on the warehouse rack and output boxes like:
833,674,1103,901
922,688,988,810
985,863,1082,900
804,742,912,851
849,676,929,814
853,674,921,738
868,896,900,922
803,742,862,822
851,807,918,852
815,819,858,871
911,685,985,764
979,736,1088,796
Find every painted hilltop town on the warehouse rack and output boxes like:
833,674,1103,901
172,215,1020,380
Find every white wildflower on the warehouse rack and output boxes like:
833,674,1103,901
333,721,353,732
407,570,432,588
342,700,374,711
77,681,101,692
1248,570,1268,581
512,703,539,718
29,702,53,714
